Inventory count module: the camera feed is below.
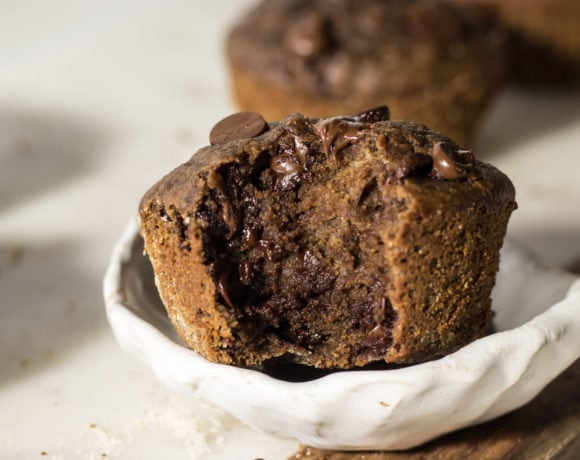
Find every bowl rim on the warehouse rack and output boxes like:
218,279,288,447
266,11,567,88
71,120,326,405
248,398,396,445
104,218,580,450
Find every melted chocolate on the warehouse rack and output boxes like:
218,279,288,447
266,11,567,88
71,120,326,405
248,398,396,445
270,154,303,177
292,133,310,165
207,171,237,235
313,117,366,164
268,124,314,192
217,275,235,309
313,107,392,164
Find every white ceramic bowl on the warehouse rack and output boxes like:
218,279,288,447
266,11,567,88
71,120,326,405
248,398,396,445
104,218,580,450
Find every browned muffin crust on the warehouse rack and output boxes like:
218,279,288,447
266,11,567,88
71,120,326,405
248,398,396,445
139,109,516,369
226,0,508,145
454,0,580,85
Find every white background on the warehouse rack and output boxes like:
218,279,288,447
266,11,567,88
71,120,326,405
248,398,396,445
1,1,580,458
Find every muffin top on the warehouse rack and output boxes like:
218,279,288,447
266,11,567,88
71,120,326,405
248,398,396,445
140,108,514,218
227,0,506,96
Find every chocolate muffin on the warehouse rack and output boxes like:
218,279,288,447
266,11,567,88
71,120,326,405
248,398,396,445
454,0,580,85
226,0,508,146
139,108,516,369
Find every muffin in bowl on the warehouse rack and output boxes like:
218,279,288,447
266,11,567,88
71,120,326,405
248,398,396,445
138,108,516,369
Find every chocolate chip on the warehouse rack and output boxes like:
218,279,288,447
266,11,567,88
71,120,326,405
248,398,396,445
351,106,391,124
430,142,481,181
209,112,268,145
430,142,462,180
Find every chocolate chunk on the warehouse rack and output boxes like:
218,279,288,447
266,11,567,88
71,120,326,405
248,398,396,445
351,106,391,124
210,112,268,145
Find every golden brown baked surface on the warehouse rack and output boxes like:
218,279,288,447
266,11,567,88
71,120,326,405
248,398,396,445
226,0,508,145
139,109,516,369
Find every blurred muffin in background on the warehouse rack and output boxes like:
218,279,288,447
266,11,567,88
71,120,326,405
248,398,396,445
226,0,508,146
456,0,580,86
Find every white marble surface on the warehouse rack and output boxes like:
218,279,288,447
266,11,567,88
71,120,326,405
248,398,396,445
1,1,580,459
